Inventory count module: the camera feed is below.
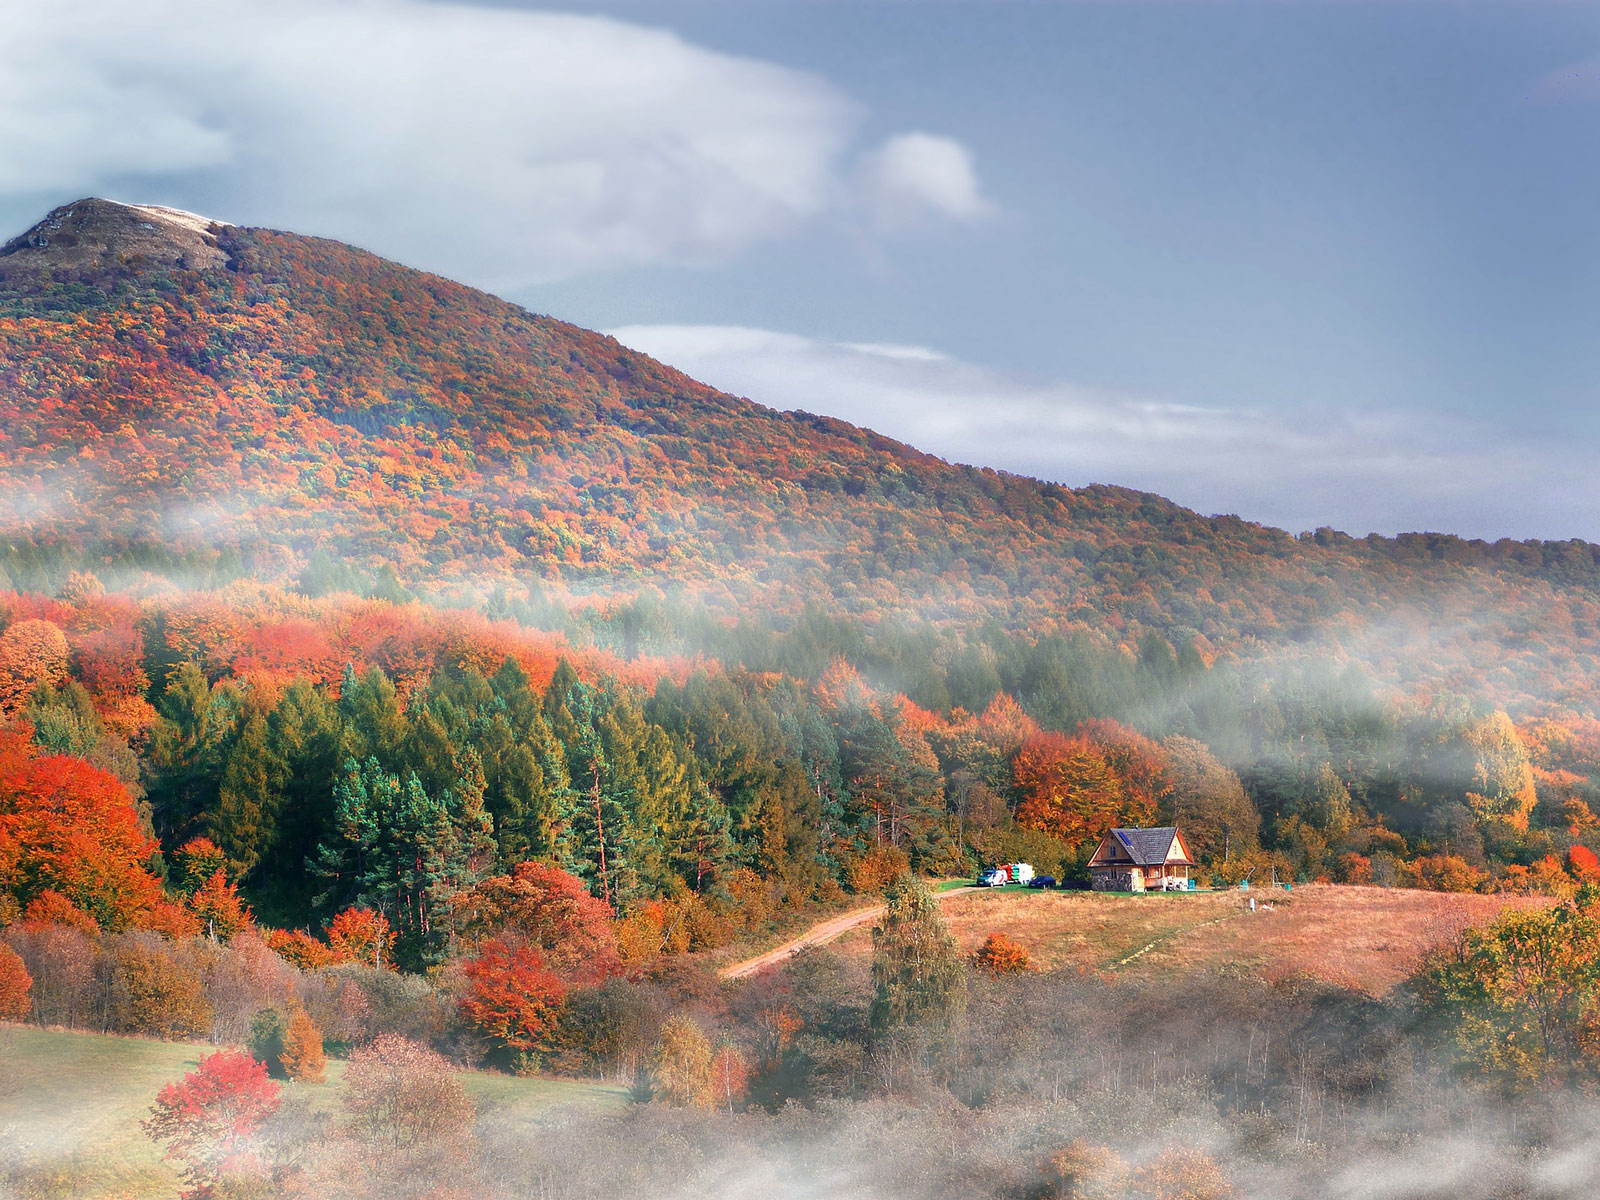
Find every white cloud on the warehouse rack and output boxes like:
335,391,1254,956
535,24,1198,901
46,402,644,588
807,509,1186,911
858,132,993,229
608,323,1598,541
0,0,987,286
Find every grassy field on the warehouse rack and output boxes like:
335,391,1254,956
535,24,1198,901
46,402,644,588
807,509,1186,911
831,883,1546,993
0,1025,626,1199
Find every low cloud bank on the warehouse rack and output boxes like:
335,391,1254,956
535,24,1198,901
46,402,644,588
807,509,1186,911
611,323,1596,542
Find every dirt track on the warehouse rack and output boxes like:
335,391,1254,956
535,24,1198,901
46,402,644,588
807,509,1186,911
719,886,979,980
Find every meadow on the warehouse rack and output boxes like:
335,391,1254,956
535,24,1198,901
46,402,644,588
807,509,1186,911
830,882,1547,993
0,1026,625,1199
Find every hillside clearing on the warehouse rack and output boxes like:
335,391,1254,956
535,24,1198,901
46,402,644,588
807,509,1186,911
0,1026,625,1199
827,884,1546,994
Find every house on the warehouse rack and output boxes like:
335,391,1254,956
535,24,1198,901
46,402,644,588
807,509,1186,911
1087,827,1197,893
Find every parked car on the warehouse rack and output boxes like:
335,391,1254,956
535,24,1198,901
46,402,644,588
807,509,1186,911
977,868,1009,887
1026,875,1057,890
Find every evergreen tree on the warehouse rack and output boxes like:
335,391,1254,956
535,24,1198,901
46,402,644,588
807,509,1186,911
312,756,489,968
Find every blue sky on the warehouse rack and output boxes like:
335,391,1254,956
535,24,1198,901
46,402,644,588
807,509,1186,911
2,1,1597,540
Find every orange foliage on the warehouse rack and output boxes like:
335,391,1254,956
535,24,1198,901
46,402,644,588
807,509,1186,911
973,930,1032,975
457,936,568,1056
0,941,31,1019
22,889,101,934
0,732,162,930
266,928,338,970
187,870,254,942
326,907,397,968
1013,730,1151,852
281,1007,327,1084
0,618,68,715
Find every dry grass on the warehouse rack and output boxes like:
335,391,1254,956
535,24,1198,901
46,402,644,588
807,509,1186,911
832,883,1548,995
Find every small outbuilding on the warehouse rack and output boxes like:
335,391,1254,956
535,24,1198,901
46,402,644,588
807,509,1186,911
1087,826,1197,893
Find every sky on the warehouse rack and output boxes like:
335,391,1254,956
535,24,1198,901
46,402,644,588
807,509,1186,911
2,0,1598,542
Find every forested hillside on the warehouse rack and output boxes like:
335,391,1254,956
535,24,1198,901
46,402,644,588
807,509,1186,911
4,201,1600,714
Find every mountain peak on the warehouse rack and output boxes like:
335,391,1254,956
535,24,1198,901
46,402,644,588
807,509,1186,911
0,197,230,275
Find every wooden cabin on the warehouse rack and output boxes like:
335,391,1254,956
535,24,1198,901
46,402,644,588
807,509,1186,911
1087,827,1197,893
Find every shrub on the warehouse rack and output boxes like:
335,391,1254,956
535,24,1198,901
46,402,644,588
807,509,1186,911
973,931,1031,976
3,921,97,1027
203,933,295,1044
344,1034,474,1150
1134,1146,1235,1200
249,1006,290,1076
1044,1141,1131,1200
112,938,213,1039
142,1049,281,1199
281,1006,327,1083
653,1014,715,1109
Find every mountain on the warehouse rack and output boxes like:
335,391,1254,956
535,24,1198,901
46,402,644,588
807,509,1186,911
2,198,1600,711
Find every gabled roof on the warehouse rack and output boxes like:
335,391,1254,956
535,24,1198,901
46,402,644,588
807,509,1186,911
1090,826,1194,867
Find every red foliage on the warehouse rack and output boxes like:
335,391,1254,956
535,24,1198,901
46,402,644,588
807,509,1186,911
142,1049,281,1198
0,732,162,930
458,936,568,1055
326,907,397,968
0,941,31,1019
453,861,618,981
1570,844,1600,884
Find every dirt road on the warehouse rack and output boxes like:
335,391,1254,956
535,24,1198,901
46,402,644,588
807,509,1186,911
719,885,979,980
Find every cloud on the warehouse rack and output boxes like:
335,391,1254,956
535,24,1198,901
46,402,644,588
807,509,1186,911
0,0,986,286
608,323,1599,541
858,132,994,229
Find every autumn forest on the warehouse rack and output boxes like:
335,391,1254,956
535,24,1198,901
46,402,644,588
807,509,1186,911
5,200,1600,1199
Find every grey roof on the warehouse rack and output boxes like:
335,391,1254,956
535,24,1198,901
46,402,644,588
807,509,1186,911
1110,827,1182,866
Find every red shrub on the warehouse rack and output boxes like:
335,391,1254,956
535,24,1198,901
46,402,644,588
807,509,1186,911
142,1049,281,1198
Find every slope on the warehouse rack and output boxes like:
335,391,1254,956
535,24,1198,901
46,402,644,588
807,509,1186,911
2,199,1600,709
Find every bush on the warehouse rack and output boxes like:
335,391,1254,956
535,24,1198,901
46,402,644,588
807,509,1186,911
249,1006,290,1076
345,1034,474,1150
142,1049,280,1199
3,921,97,1027
111,937,212,1039
653,1014,714,1109
973,931,1030,976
